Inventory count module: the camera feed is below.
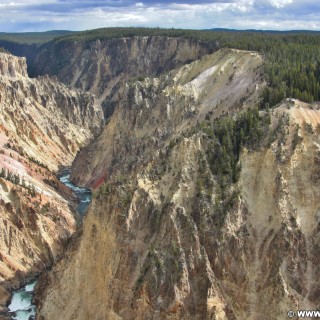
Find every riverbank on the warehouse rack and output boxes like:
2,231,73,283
6,170,92,320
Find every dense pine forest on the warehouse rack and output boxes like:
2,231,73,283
216,31,320,107
53,27,320,107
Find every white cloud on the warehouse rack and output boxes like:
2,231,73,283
0,0,319,32
0,2,21,7
269,0,293,9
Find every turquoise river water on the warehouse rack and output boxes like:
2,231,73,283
8,170,91,320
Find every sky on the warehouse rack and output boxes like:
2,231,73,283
0,0,319,32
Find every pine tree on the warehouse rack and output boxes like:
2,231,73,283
21,177,26,188
0,167,5,178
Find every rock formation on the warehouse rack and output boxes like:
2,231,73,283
1,36,319,320
71,48,263,188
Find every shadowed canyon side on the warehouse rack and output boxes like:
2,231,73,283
0,52,103,314
31,36,218,117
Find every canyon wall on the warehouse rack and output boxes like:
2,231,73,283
71,48,263,187
32,36,218,117
0,52,103,314
38,105,320,319
35,49,320,320
0,37,316,320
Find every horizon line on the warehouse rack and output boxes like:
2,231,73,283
1,27,320,34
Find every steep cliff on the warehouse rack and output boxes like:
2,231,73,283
0,52,103,171
37,46,320,319
37,49,320,320
37,97,320,320
71,48,263,187
0,52,103,313
32,36,218,117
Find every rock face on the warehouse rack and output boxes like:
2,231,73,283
32,36,218,117
36,47,320,319
0,52,28,77
71,49,263,187
36,49,320,320
0,52,103,313
0,52,103,171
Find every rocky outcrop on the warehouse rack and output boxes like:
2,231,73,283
0,41,39,72
32,36,218,117
0,52,28,78
0,52,103,313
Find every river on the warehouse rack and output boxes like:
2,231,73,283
7,169,92,320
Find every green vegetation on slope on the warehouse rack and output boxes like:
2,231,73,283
203,108,270,183
192,108,290,225
0,167,37,196
188,108,271,193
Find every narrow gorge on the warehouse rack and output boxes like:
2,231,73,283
0,31,320,320
7,170,91,320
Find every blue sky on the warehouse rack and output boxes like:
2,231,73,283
0,0,319,32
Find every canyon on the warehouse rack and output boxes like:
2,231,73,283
0,33,319,320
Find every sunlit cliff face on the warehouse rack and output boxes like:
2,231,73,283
0,51,103,312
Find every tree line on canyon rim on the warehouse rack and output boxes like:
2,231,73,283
52,27,320,108
2,27,319,108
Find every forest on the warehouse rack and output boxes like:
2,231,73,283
202,107,270,183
